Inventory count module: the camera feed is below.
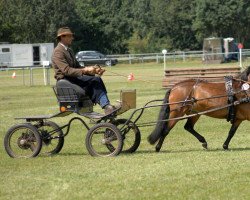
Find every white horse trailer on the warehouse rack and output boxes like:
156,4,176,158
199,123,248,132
0,43,54,68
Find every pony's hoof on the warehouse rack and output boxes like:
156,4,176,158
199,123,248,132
202,142,208,149
155,147,160,152
223,144,229,150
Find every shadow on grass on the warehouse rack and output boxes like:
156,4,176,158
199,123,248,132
57,152,89,156
38,147,250,158
38,152,89,158
133,147,250,155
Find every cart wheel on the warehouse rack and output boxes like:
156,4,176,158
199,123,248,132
85,123,123,157
4,124,42,158
113,119,141,153
36,121,64,155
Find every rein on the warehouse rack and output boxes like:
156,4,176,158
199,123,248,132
136,96,250,127
104,69,161,84
136,103,234,127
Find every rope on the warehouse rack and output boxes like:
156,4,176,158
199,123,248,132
104,69,161,85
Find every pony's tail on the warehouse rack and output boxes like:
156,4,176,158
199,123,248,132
147,90,170,144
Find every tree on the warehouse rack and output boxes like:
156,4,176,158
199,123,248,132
0,0,76,43
128,0,199,52
74,0,133,54
1,0,250,53
193,0,250,45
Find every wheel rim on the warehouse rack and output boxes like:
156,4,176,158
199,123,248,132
88,126,121,157
7,127,40,158
120,124,137,152
114,119,140,153
38,122,64,155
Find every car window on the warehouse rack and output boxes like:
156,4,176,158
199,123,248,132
98,53,105,58
78,52,86,56
76,51,107,58
90,52,100,57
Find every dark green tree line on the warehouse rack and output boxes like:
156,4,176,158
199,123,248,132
1,0,250,53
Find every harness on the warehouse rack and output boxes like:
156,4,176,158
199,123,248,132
224,76,236,123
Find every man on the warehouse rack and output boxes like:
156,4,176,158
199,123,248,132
51,27,116,114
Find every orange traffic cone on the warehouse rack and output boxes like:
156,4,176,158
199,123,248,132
127,73,135,81
12,71,16,78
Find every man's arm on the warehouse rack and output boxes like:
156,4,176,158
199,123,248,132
52,49,83,77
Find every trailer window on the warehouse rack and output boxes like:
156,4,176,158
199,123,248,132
2,48,10,53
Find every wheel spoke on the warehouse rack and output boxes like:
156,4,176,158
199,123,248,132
37,121,64,156
113,119,141,153
4,124,42,158
86,123,123,157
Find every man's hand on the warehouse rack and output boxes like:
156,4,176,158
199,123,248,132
82,66,97,76
94,65,105,76
82,65,105,76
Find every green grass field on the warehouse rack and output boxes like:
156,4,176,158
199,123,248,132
0,62,249,200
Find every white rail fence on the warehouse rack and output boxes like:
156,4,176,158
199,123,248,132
0,66,52,87
111,49,250,64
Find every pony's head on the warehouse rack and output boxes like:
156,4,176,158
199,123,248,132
239,66,250,81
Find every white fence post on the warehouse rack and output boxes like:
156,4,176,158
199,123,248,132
22,68,25,85
29,67,33,86
42,61,50,85
162,49,167,73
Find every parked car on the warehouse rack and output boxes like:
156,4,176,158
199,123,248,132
75,50,118,66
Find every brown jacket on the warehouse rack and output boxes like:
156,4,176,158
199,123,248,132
52,43,82,80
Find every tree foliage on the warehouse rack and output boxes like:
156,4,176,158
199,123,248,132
0,0,250,53
193,0,250,45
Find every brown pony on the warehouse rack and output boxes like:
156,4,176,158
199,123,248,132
148,66,250,152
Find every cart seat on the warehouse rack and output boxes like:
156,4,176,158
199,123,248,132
55,79,93,113
56,79,87,101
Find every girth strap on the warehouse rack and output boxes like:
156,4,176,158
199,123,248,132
224,76,236,123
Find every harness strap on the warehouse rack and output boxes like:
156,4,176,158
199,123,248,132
224,76,236,123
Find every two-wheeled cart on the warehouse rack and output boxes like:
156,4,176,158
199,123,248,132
4,79,140,158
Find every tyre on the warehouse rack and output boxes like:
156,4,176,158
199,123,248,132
105,60,111,66
85,123,123,157
36,121,64,155
113,119,141,153
80,62,85,67
4,124,42,158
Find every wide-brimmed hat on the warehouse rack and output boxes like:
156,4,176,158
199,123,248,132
56,27,73,38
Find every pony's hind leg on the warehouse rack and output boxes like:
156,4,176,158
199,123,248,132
155,128,169,152
184,116,208,149
155,119,179,152
223,119,242,150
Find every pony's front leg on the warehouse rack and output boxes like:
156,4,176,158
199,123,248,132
223,119,242,150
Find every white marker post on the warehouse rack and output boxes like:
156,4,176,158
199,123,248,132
42,61,50,85
238,43,243,70
162,49,167,73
